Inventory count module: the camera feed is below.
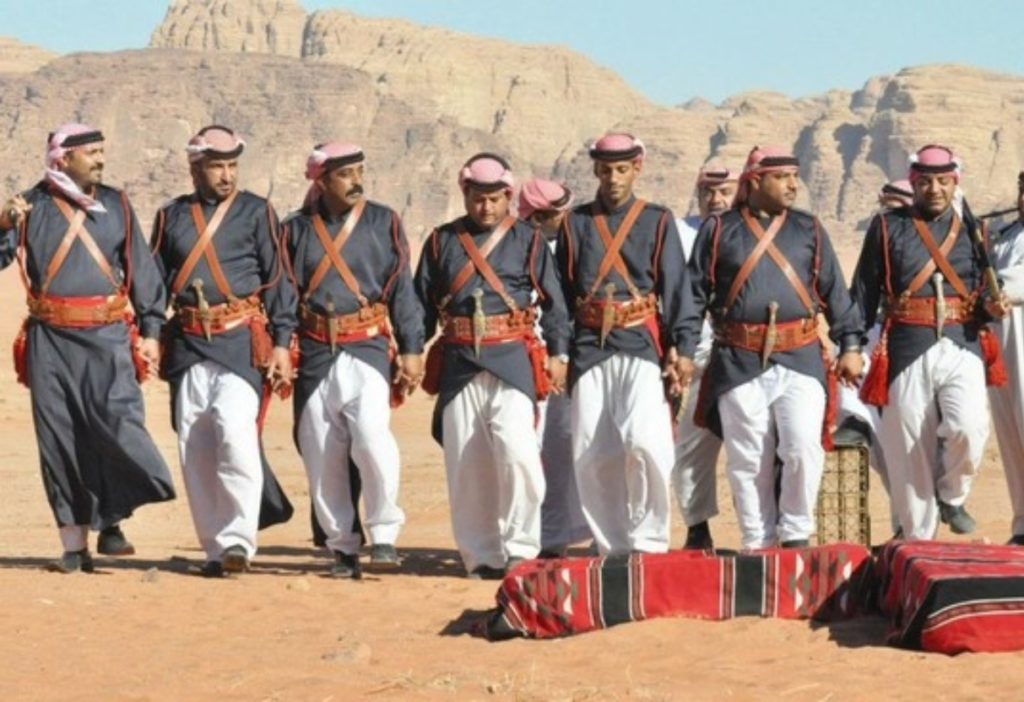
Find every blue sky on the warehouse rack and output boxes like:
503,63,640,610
2,0,1023,105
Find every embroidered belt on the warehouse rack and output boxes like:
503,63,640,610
175,296,263,337
715,317,819,353
27,292,129,328
298,302,388,344
441,308,536,344
575,292,657,329
884,295,971,326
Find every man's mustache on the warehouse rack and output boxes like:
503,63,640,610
347,185,364,197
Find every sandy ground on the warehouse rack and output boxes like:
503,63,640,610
3,263,1024,702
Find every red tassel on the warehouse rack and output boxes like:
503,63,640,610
12,318,29,388
859,332,890,408
980,326,1008,387
127,316,149,384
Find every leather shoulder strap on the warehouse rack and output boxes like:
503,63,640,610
305,198,367,304
454,216,518,310
48,196,119,294
587,198,646,299
908,213,966,297
171,189,239,296
723,208,789,310
439,216,515,309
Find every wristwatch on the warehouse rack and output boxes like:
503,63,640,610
555,353,569,363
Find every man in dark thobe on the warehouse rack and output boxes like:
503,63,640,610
284,141,424,579
557,132,691,556
0,123,175,572
151,125,296,577
415,153,570,579
681,144,863,550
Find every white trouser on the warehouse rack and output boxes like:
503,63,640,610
176,361,263,561
298,352,404,555
879,338,989,540
537,392,591,552
572,355,674,555
991,306,1024,536
719,365,826,550
442,372,545,572
672,371,722,527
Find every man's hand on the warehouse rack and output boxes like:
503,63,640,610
138,337,161,380
266,346,294,393
834,350,864,388
0,194,32,229
395,353,424,397
546,356,568,394
662,346,695,397
984,290,1012,319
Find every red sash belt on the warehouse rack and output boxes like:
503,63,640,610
575,293,657,330
27,292,129,328
884,295,971,327
714,317,819,353
298,302,387,344
175,296,263,336
441,308,537,345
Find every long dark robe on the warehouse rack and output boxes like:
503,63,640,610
0,182,175,529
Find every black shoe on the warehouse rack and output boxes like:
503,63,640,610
221,545,249,574
938,502,976,535
781,539,811,549
467,564,505,580
538,547,568,559
46,549,95,574
97,525,135,556
683,521,714,551
200,560,225,578
332,551,362,579
369,544,400,568
1008,535,1024,546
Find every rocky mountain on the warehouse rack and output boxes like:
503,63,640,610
0,38,56,75
1,0,1022,264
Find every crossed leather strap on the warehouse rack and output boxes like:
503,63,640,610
907,213,968,298
585,199,646,301
305,198,368,304
171,189,240,297
42,197,121,295
721,207,816,316
437,215,518,311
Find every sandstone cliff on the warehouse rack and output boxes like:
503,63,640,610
0,38,56,75
0,0,1020,260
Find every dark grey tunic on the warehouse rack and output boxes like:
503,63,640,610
151,189,298,528
283,198,425,435
414,216,571,444
557,195,691,385
850,206,990,386
0,182,175,530
681,206,863,438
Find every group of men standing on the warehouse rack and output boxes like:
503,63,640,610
1,121,1021,580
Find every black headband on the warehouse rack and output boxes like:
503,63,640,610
590,145,643,162
322,153,365,172
53,130,105,148
757,156,799,169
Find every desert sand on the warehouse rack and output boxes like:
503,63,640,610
2,258,1024,702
